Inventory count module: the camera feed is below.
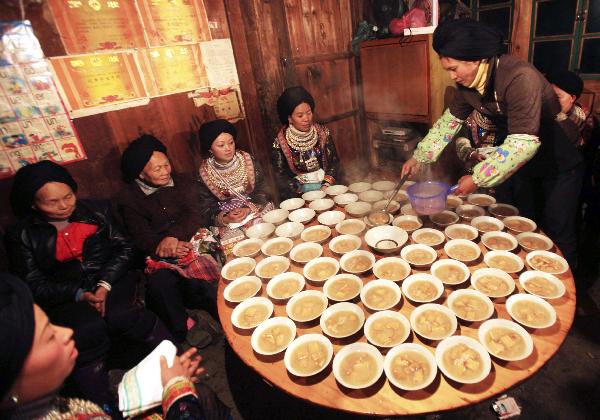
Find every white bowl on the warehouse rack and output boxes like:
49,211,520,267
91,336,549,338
401,273,444,303
447,289,494,322
324,184,348,196
503,216,537,233
280,198,305,211
232,238,264,258
348,182,372,193
262,208,290,225
255,255,290,279
516,232,554,252
467,193,496,207
303,257,340,283
346,201,372,218
364,225,408,254
401,244,438,267
446,195,463,209
484,250,524,273
373,257,411,282
444,223,479,241
471,216,505,233
340,250,376,274
506,293,557,329
410,303,458,341
286,290,328,322
364,211,393,227
250,317,296,356
471,267,516,298
488,203,519,218
317,210,346,227
372,180,396,191
385,189,409,203
323,274,363,302
430,210,460,227
365,310,411,348
360,279,402,311
478,318,534,361
223,276,262,303
456,204,486,221
335,218,366,236
302,190,326,201
289,242,323,264
373,200,401,214
519,270,566,299
320,302,365,338
275,221,305,239
444,239,481,263
309,198,335,213
411,228,446,247
284,334,333,377
334,193,359,207
525,250,569,275
358,190,384,203
300,225,331,243
266,272,305,300
261,237,294,256
221,257,256,281
430,259,470,285
392,215,423,232
332,343,384,389
400,203,418,216
245,222,276,239
231,296,274,329
384,343,437,390
435,335,492,384
329,234,362,255
288,208,316,224
481,231,518,252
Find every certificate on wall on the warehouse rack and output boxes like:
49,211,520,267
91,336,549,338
137,0,212,47
50,51,149,118
139,44,209,97
199,39,240,88
48,0,147,54
190,86,244,122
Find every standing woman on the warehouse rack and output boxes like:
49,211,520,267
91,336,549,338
272,86,341,199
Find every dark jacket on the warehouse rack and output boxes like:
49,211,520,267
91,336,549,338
5,200,133,309
118,174,208,257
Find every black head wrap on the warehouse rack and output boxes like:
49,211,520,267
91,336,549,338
120,135,167,183
276,86,315,125
198,119,237,157
0,273,35,401
433,18,503,61
10,160,78,218
546,70,584,99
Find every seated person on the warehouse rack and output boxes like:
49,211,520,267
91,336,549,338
272,86,341,199
0,272,231,420
119,135,221,345
5,161,171,411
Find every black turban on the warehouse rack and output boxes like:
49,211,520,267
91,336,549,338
276,86,315,125
120,135,167,183
546,70,584,98
198,119,237,156
10,160,78,218
433,18,503,61
0,273,35,401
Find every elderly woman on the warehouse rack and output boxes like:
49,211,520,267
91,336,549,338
272,86,341,199
0,272,230,419
5,161,171,411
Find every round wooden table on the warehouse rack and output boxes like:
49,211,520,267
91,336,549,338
217,208,576,416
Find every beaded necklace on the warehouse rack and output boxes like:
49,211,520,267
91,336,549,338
206,151,248,195
285,124,320,170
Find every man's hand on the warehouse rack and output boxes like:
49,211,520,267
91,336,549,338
454,175,478,196
160,347,205,387
401,158,421,179
156,236,179,258
222,207,251,223
81,289,107,316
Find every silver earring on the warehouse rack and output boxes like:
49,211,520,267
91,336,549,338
10,395,18,404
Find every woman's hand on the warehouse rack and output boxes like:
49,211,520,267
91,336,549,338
401,158,421,178
175,241,193,258
454,175,478,196
160,347,205,387
222,207,251,223
156,236,179,258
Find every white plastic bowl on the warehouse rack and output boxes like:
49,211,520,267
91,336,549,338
430,259,470,285
430,210,460,227
262,208,290,225
456,204,486,221
489,203,519,218
261,237,293,256
300,225,331,244
302,190,326,201
401,244,438,267
324,184,348,196
280,198,305,211
275,221,305,239
309,198,335,213
506,293,557,329
471,216,505,233
392,215,423,232
384,343,437,390
245,222,276,240
360,279,402,311
255,255,290,279
221,257,256,281
334,193,359,207
519,270,566,299
446,195,463,209
385,189,409,203
365,310,411,348
447,289,494,322
335,218,366,236
232,238,264,258
358,190,384,203
266,272,305,300
484,250,524,273
323,274,363,302
481,231,518,252
332,343,384,389
289,242,323,264
364,225,409,254
435,335,492,384
348,182,371,193
471,267,516,298
478,318,533,361
320,302,365,338
373,200,401,214
250,317,296,356
317,210,346,227
223,276,262,303
231,296,274,329
467,193,496,207
525,250,569,275
345,201,372,218
372,180,396,191
288,208,316,224
410,303,458,341
444,239,481,263
329,234,362,255
444,223,479,241
285,290,328,322
284,334,333,377
503,216,537,233
411,228,446,247
303,257,340,283
516,232,554,252
373,257,411,282
401,273,444,303
340,250,376,274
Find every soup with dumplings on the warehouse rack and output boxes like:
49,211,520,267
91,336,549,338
266,242,292,255
237,304,269,328
332,239,358,253
365,286,396,309
484,327,526,359
448,245,478,261
524,276,558,298
339,352,378,387
307,262,337,281
290,341,329,375
406,249,434,265
488,256,520,272
529,255,564,273
325,311,360,336
327,277,360,300
415,310,452,340
491,206,517,217
407,281,438,301
375,263,408,281
431,213,457,225
434,265,465,284
345,256,372,272
369,317,405,346
451,295,489,320
291,296,326,321
470,196,494,206
229,281,258,301
226,263,253,279
391,351,431,388
475,275,510,297
338,222,363,235
259,261,287,278
505,219,534,232
304,229,329,242
442,343,484,381
271,279,301,299
415,232,442,246
519,236,548,250
258,325,292,353
485,236,514,250
459,209,483,219
396,220,421,230
449,227,476,240
294,248,320,262
236,243,261,256
475,221,500,232
511,300,552,327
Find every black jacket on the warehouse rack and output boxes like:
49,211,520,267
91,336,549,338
5,199,133,309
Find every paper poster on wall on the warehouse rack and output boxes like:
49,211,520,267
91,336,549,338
50,51,149,118
48,0,147,54
189,86,244,122
139,44,209,97
199,39,240,88
0,20,44,65
137,0,212,47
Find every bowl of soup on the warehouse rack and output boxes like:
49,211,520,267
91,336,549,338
444,239,481,263
435,336,491,384
358,190,384,203
392,215,423,232
525,250,568,275
332,342,384,389
231,296,274,329
255,256,290,279
223,275,262,303
232,238,264,258
401,244,438,267
446,194,463,209
280,197,305,211
329,234,362,255
245,222,276,240
221,257,256,281
275,221,305,239
384,343,437,391
385,189,409,203
288,208,316,224
488,203,519,219
303,257,340,283
340,250,376,274
302,190,326,201
361,279,402,311
478,318,533,361
318,210,346,227
430,259,470,285
364,225,408,254
323,274,363,302
517,232,553,252
336,218,366,236
484,250,524,273
309,198,335,213
447,289,494,322
348,182,372,194
320,302,365,338
365,310,411,348
444,223,479,241
289,242,323,264
324,184,348,196
412,228,445,247
300,225,331,243
456,204,485,221
266,272,305,300
467,193,496,207
251,317,296,356
373,199,401,214
401,273,444,303
372,180,396,191
286,290,328,322
430,210,460,227
471,268,516,298
503,216,537,233
261,237,294,257
506,293,557,329
373,257,411,282
284,333,334,377
345,201,372,218
481,231,518,252
519,270,565,299
471,216,504,233
364,211,393,227
410,303,458,341
333,193,358,207
262,208,290,225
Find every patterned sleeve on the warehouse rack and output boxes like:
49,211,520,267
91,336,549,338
455,136,475,162
323,130,340,186
413,109,465,163
471,133,541,187
162,377,204,420
271,139,296,200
